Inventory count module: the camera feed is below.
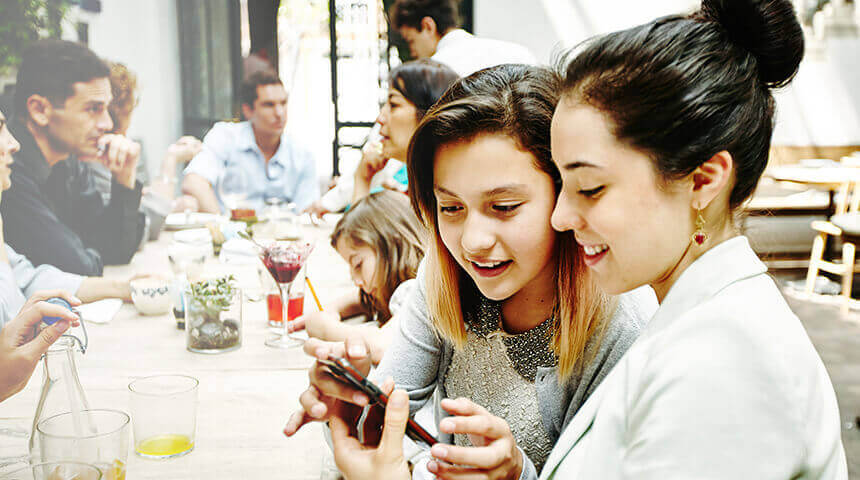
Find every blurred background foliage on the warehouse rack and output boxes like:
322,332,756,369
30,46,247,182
0,0,70,76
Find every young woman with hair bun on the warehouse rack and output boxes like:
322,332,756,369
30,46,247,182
543,0,846,477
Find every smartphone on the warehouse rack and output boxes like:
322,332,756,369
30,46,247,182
318,356,438,447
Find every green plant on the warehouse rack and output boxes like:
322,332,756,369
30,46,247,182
187,275,237,320
0,0,70,76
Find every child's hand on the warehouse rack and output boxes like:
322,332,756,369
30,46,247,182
428,397,524,480
330,387,411,480
283,337,374,436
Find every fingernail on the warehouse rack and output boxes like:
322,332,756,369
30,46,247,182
57,321,71,333
390,392,406,408
352,393,368,405
439,419,452,432
71,296,82,304
348,344,366,357
431,445,447,459
310,404,325,418
427,460,439,473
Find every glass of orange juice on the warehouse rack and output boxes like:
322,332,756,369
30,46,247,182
36,410,129,480
128,375,197,459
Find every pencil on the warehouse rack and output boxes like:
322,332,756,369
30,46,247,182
305,276,323,311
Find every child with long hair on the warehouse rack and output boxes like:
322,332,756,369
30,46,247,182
286,64,657,479
301,190,425,364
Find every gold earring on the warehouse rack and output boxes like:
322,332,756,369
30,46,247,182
692,209,708,246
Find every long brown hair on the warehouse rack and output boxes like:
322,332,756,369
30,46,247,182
331,191,426,322
407,64,615,380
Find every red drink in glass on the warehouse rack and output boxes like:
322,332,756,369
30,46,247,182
267,293,282,326
260,241,313,348
287,292,304,321
262,255,302,283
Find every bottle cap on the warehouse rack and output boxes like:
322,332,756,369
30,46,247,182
41,297,73,325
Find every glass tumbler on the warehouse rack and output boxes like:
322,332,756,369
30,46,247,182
0,461,103,480
36,409,129,480
128,375,198,459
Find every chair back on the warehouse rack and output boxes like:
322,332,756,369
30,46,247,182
834,180,860,216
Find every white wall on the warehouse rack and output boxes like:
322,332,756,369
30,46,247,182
474,0,860,146
772,38,860,145
474,0,698,64
76,0,184,179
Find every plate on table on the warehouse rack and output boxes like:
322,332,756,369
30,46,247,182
165,212,221,230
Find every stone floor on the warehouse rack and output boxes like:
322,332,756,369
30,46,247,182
775,273,860,478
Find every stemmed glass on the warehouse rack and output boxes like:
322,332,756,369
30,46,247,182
260,240,313,348
218,167,249,214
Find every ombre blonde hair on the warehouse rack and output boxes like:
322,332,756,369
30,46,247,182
331,191,427,323
407,64,616,381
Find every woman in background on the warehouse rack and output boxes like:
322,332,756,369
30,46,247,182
305,59,459,217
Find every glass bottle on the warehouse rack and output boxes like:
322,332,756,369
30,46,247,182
29,337,94,462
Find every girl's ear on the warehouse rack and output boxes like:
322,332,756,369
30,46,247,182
691,150,733,210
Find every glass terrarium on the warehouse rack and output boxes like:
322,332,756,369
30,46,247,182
184,276,242,354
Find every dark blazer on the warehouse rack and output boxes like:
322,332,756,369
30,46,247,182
1,121,144,276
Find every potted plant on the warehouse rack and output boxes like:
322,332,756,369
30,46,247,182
185,275,242,353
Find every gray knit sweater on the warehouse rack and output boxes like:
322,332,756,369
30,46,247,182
372,261,658,479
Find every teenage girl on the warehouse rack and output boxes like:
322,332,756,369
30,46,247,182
286,64,657,479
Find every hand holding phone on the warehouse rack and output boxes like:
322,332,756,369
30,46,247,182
318,356,438,447
285,338,372,438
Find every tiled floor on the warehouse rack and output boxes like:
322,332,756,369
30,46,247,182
776,274,860,478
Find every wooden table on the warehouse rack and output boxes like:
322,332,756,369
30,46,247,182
766,166,860,215
1,219,353,479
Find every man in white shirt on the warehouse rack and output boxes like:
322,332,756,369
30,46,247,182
389,0,536,76
182,71,319,213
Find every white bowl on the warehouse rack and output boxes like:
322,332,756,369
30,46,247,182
130,278,172,316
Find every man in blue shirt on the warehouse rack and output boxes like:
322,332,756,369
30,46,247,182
181,71,319,213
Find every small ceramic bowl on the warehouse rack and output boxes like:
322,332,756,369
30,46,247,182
130,278,172,316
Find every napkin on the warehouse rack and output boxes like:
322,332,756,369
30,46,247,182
77,299,123,325
219,238,259,262
298,212,342,227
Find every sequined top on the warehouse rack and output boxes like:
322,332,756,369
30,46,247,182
464,296,558,381
444,333,554,471
444,297,557,470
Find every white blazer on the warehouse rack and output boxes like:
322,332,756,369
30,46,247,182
540,236,847,480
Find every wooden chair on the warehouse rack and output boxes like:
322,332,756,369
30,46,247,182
805,181,860,313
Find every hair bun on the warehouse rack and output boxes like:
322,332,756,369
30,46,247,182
699,0,804,88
